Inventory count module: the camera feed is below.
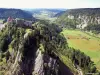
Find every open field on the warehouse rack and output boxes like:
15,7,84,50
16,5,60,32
62,29,100,71
33,13,57,22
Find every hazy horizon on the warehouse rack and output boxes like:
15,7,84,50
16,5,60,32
0,0,100,9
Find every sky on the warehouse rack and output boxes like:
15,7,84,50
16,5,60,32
0,0,100,9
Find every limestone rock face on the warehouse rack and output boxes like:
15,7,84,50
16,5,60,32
67,14,100,29
6,48,73,75
32,49,44,75
76,15,100,29
7,49,59,75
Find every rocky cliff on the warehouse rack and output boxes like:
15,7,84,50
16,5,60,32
0,21,73,75
68,14,100,29
56,8,100,29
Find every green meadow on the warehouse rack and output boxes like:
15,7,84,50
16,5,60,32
62,29,100,71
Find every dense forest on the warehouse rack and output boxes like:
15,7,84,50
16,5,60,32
84,24,100,34
0,8,34,20
56,8,100,17
61,47,98,74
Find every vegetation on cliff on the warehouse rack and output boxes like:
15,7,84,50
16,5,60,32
56,8,100,33
0,19,99,75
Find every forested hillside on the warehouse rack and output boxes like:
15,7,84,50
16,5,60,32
56,8,100,33
0,8,34,20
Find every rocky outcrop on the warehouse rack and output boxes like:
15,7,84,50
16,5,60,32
6,47,73,75
0,21,73,75
32,49,44,75
57,8,100,29
66,14,100,29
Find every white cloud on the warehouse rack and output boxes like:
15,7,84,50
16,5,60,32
0,0,99,9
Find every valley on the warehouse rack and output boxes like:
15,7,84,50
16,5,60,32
36,9,100,71
30,9,65,22
0,8,100,75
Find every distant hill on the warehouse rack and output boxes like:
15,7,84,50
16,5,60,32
54,11,66,17
22,9,66,21
56,8,100,31
24,8,66,14
23,9,66,18
56,8,100,17
0,8,35,20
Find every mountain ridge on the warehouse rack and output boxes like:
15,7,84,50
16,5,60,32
56,8,100,31
0,8,35,20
